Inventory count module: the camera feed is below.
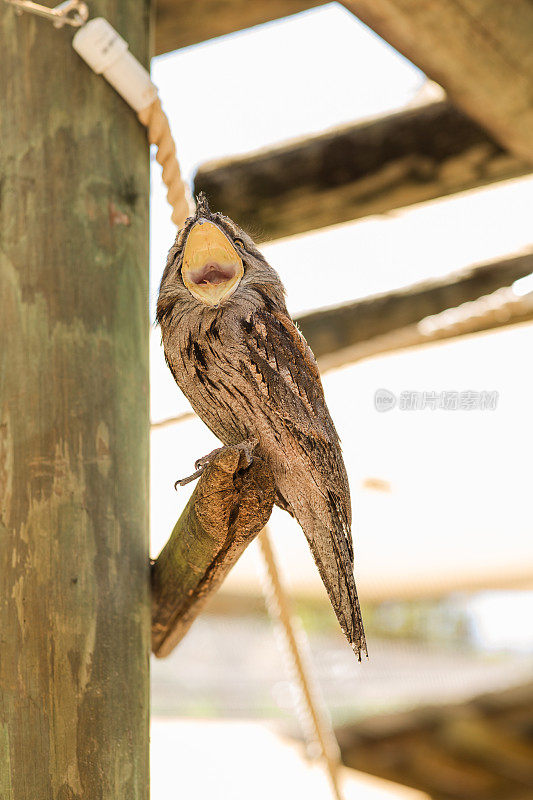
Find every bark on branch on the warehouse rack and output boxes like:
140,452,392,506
151,448,275,658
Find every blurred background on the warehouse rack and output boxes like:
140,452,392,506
149,4,533,799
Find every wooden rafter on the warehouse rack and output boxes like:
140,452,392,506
317,287,533,374
155,0,326,56
297,251,533,366
342,0,533,164
194,101,528,242
337,681,533,800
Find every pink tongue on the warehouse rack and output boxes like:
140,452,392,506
199,269,228,285
193,263,235,286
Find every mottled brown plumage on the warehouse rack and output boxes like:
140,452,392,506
157,195,367,658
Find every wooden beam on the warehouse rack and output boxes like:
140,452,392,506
297,251,533,366
342,0,533,164
337,681,533,800
155,0,326,56
318,289,533,373
0,3,150,797
194,100,529,242
151,448,274,658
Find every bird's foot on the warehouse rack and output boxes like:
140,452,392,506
174,439,258,489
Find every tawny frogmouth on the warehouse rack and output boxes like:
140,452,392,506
157,195,366,659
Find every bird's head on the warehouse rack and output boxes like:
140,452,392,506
180,193,244,307
157,194,285,325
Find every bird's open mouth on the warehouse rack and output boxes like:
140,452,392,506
181,220,244,306
189,263,237,286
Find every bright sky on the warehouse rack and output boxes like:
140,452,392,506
148,4,533,647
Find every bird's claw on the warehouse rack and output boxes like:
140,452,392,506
174,469,204,489
174,440,258,490
233,439,257,470
194,447,223,471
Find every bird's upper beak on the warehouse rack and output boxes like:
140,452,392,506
181,220,244,307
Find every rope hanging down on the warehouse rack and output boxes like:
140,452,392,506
4,4,347,797
258,529,345,800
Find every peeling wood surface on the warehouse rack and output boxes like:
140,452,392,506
297,251,533,365
151,449,275,658
342,0,533,164
0,3,151,797
154,0,326,55
194,100,528,242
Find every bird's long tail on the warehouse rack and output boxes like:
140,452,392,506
300,514,367,660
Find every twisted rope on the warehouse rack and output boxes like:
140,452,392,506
138,98,194,228
258,528,345,800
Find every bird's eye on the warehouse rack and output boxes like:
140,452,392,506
234,238,245,250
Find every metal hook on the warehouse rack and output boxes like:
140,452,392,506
4,0,89,27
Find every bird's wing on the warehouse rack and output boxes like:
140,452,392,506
240,307,366,658
241,307,350,526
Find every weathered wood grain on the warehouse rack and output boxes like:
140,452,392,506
342,0,533,164
151,448,275,658
155,0,326,55
194,100,528,242
0,3,151,798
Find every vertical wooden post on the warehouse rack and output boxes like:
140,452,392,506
0,1,151,797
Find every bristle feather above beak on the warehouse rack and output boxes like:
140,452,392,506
195,192,211,219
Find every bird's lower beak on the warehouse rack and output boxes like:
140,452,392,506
182,220,244,307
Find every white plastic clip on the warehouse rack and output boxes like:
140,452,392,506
73,17,158,112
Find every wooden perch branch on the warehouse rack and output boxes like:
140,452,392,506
151,448,275,658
